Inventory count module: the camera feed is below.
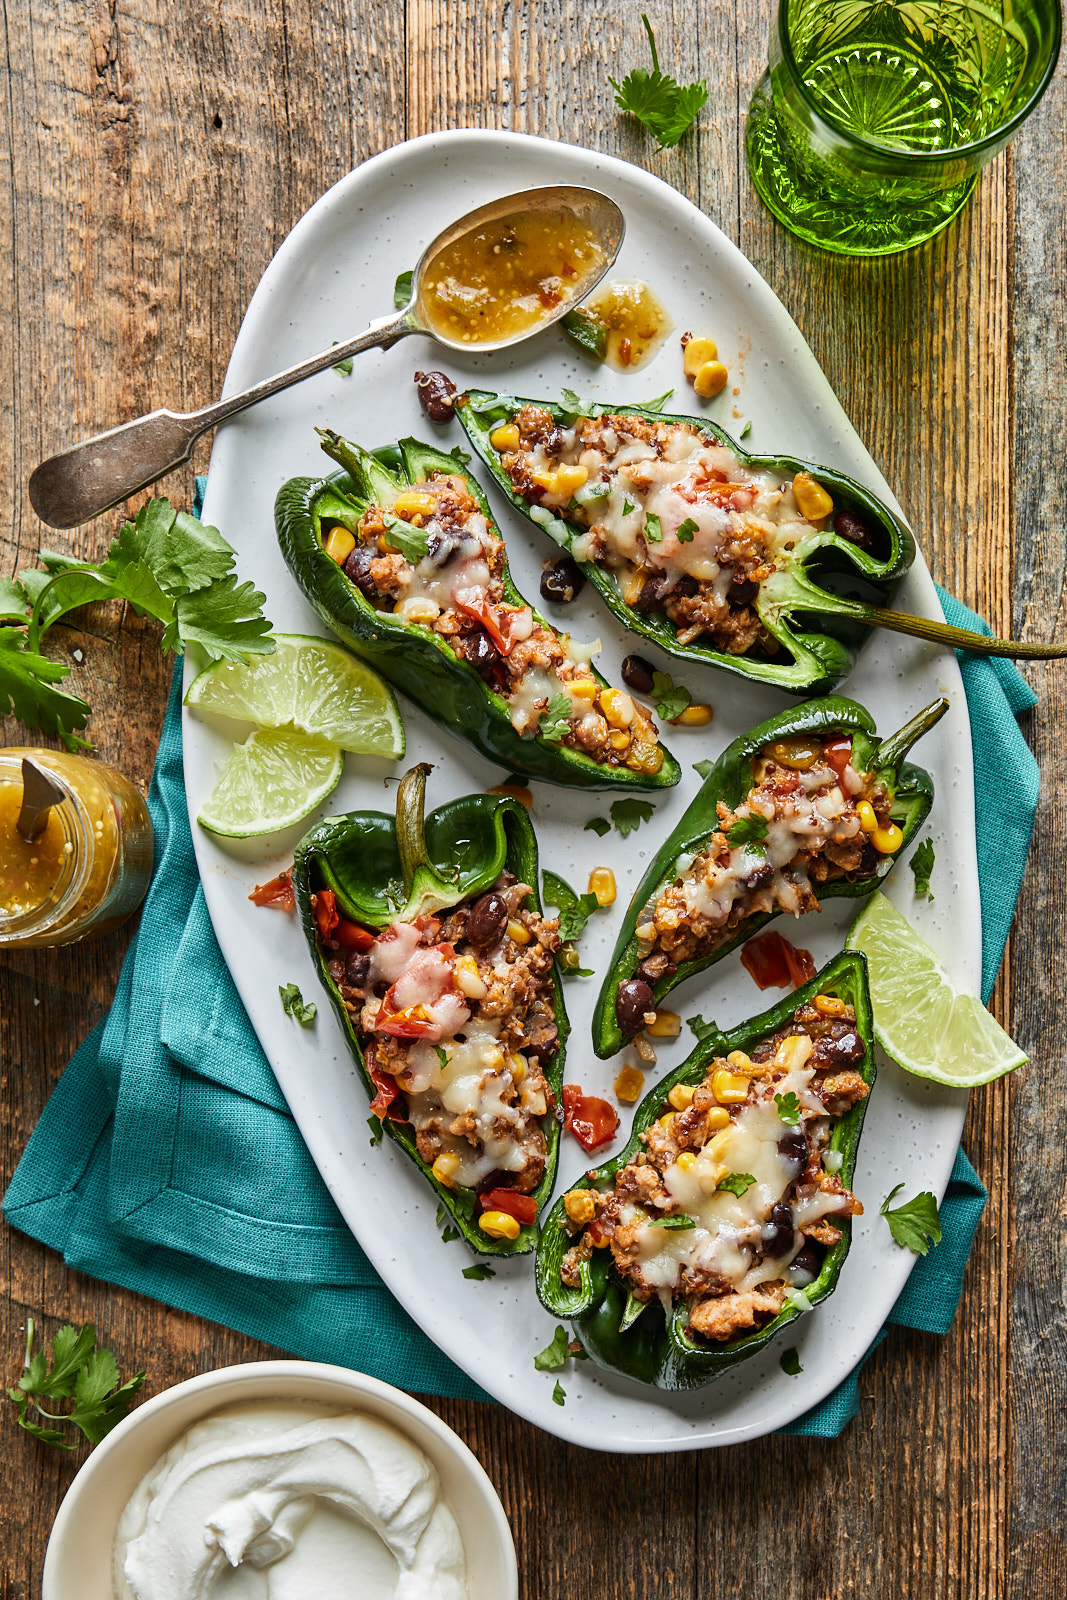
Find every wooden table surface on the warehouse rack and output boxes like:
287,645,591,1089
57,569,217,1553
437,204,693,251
2,3,1065,1595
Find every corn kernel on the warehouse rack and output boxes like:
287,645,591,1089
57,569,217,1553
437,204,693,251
621,569,646,606
554,463,589,496
705,1106,731,1132
570,679,598,704
454,954,487,999
683,335,719,377
672,702,713,727
508,1053,527,1084
712,1069,750,1104
627,740,665,776
668,1081,695,1110
600,688,635,728
773,1034,814,1073
490,422,520,451
479,1209,521,1241
588,867,617,908
564,1189,599,1226
432,1153,460,1188
393,490,438,518
726,1050,754,1075
675,1151,698,1172
814,994,849,1017
614,1065,645,1103
871,823,904,854
657,1111,677,1131
487,784,533,808
608,729,631,751
506,918,532,945
857,799,878,833
323,525,356,565
707,1126,734,1161
398,597,441,625
693,360,729,399
792,472,834,523
649,1009,682,1040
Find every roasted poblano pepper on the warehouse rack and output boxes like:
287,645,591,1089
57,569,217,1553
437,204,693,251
536,950,874,1389
293,765,569,1256
593,694,946,1058
455,389,916,695
276,431,680,790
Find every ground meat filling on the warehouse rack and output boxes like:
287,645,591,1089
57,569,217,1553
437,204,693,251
492,406,838,654
631,733,894,984
320,468,665,777
560,998,868,1343
319,872,562,1198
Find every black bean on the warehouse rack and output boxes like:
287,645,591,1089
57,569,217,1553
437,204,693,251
343,543,379,600
727,577,759,606
833,509,874,551
544,425,566,454
525,1026,559,1065
777,1129,808,1170
426,529,459,567
762,1202,795,1257
540,556,586,604
789,1245,820,1285
344,952,371,987
465,891,508,948
621,654,656,695
812,1026,865,1068
632,572,673,613
466,631,500,681
413,369,458,423
616,977,655,1036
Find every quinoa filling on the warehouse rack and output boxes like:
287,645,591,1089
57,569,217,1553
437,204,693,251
318,872,562,1196
561,997,868,1343
320,468,665,776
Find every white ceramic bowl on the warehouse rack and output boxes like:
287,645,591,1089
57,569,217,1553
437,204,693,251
42,1359,518,1600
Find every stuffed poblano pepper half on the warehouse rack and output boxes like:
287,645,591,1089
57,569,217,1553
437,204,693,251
594,693,946,1058
293,765,569,1255
454,389,915,695
536,950,874,1389
276,432,680,790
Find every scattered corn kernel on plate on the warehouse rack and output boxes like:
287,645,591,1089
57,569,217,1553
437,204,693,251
182,130,979,1451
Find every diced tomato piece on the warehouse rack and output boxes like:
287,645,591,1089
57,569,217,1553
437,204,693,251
315,888,339,942
454,592,531,657
375,1001,438,1039
741,929,816,991
562,1084,619,1152
587,1215,614,1248
367,1062,408,1122
334,917,376,952
249,869,294,911
478,1188,539,1225
822,736,854,783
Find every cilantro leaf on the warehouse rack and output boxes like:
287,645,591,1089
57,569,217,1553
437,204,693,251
676,518,698,543
584,816,610,837
552,1380,567,1406
779,1347,802,1376
687,1014,717,1045
0,575,30,622
648,1213,696,1229
644,512,663,544
880,1185,942,1255
368,1117,383,1146
650,669,691,723
910,838,936,900
534,1326,570,1371
0,631,91,749
693,758,715,780
7,1319,145,1450
542,870,600,942
435,1202,460,1244
775,1091,801,1126
717,1172,757,1197
639,388,675,412
171,576,274,662
610,17,708,150
609,797,655,837
394,269,414,308
381,515,431,565
724,813,769,847
559,387,586,415
739,420,752,440
104,499,236,597
622,497,636,515
279,983,317,1025
462,1264,496,1281
333,354,354,377
538,693,574,743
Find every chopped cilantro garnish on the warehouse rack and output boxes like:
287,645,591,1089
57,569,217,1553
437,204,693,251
462,1264,496,1281
648,1213,696,1229
542,870,600,942
644,512,663,544
584,816,610,837
880,1185,942,1255
775,1091,801,1126
724,813,770,847
779,1347,803,1376
693,758,715,780
538,693,575,743
650,669,691,723
279,983,317,1025
609,798,655,838
676,518,698,543
534,1326,570,1371
910,838,936,900
716,1172,756,1197
552,1380,567,1406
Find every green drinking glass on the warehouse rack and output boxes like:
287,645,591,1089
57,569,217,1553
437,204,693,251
745,0,1062,255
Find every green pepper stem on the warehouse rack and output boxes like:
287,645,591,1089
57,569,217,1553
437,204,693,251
874,697,950,771
315,427,362,482
839,599,1067,660
396,763,433,897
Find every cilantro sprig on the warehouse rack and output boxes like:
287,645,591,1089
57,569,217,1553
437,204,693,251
880,1185,942,1255
610,16,709,152
538,693,575,743
774,1091,801,1126
0,497,273,749
609,797,655,838
542,870,600,943
650,669,691,723
7,1319,145,1449
724,813,770,848
910,838,936,900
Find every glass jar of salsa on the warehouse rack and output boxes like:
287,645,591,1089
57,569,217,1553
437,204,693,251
0,749,153,947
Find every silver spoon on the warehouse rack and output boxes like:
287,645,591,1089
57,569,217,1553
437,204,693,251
28,184,624,530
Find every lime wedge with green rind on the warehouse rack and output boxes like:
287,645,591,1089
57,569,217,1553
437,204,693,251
845,893,1026,1088
185,634,404,758
197,726,344,837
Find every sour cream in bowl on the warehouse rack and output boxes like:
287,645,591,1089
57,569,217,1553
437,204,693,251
42,1361,517,1600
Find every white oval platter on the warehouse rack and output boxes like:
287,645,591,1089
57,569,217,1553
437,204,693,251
184,128,977,1451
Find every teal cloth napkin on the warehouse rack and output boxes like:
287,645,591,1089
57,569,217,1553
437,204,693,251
3,588,1037,1437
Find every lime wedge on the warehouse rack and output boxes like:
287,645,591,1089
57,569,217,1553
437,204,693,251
845,893,1026,1087
185,634,404,758
197,727,344,837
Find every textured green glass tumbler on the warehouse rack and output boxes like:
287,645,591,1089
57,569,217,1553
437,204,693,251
746,0,1062,255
